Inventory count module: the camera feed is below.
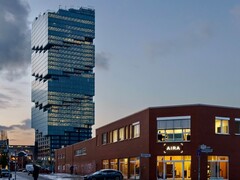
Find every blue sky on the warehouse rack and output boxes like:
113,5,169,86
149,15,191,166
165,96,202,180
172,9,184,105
0,0,240,144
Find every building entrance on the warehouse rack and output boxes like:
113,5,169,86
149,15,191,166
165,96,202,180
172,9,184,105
157,156,191,180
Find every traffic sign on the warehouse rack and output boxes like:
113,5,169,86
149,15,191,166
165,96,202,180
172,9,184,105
201,148,213,153
140,153,151,158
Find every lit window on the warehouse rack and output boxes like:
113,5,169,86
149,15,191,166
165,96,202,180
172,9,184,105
235,118,240,134
113,130,118,142
130,157,140,179
208,156,229,179
102,160,109,169
157,116,191,142
132,122,140,138
119,158,128,179
119,127,125,141
110,159,118,169
109,131,113,143
215,117,229,134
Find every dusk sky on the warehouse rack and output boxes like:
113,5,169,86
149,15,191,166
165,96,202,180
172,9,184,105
1,0,240,145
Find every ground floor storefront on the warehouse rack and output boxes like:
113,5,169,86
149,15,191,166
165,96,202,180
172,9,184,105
102,157,140,179
99,155,229,180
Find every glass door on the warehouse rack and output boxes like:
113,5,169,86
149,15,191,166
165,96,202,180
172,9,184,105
157,156,191,180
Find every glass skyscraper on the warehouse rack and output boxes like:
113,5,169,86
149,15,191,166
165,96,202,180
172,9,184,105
31,8,95,163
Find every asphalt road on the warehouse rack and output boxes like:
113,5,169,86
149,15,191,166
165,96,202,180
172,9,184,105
1,172,84,180
2,172,49,180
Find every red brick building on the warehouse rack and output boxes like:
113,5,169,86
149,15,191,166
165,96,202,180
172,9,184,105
55,104,240,179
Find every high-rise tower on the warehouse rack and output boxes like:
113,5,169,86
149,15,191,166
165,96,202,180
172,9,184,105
31,8,95,163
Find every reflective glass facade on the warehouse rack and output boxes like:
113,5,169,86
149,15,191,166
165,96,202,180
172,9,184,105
31,8,95,161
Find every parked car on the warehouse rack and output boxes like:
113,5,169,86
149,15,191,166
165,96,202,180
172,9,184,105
84,169,123,180
0,169,12,178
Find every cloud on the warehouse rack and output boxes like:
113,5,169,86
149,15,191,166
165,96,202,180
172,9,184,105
0,119,31,131
0,0,31,81
144,22,214,61
0,93,12,108
95,52,111,70
0,118,34,144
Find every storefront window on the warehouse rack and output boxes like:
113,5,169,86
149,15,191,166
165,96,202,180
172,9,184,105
157,156,191,179
215,117,229,134
110,159,118,169
130,157,140,179
157,116,191,142
102,160,109,169
119,158,128,179
207,156,229,180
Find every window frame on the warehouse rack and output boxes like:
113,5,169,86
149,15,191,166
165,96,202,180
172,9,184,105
157,116,191,143
215,116,230,135
132,122,140,138
102,132,107,145
235,118,240,135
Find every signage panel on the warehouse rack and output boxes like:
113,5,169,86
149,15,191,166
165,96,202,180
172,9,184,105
140,153,151,158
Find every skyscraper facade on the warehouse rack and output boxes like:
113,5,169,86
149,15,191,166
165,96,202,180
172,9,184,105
31,8,95,163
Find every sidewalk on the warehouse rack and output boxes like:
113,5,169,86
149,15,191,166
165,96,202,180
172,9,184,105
40,173,84,180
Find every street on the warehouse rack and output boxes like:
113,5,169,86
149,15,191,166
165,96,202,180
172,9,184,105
2,172,47,180
2,172,83,180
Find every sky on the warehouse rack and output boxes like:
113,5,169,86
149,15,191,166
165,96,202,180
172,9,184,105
1,0,240,145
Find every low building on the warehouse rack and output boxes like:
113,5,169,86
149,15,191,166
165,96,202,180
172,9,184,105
9,145,34,170
55,104,240,179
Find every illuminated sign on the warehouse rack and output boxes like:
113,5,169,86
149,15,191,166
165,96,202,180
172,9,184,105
166,146,180,151
163,143,183,154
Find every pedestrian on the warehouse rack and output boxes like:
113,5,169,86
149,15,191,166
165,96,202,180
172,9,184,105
33,164,40,180
70,165,74,175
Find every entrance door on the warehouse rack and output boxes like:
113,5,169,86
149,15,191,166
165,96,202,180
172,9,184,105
164,161,183,179
166,162,174,178
157,156,191,180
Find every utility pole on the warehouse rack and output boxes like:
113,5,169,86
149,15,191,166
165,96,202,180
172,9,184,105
15,151,17,180
197,144,213,180
6,139,10,180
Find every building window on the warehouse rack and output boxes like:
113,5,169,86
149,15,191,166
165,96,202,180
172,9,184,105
75,147,86,156
157,116,191,142
113,130,118,142
102,133,107,145
119,127,125,141
132,122,140,138
58,165,61,171
109,131,113,143
207,156,229,179
129,125,132,138
102,160,109,169
215,116,229,134
125,126,129,139
110,159,118,169
157,156,191,179
119,158,128,179
130,157,140,179
235,118,240,134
